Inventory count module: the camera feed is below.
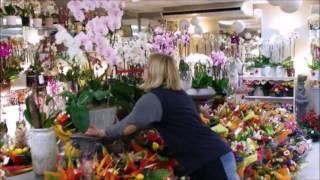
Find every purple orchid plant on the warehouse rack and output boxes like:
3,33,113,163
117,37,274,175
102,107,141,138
149,26,178,56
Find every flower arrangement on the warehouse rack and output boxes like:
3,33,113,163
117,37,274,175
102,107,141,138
271,83,286,97
149,26,178,56
45,129,176,179
208,102,310,179
300,109,320,141
307,14,320,30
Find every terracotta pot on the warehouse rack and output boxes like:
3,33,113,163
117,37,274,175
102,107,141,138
45,17,54,28
0,80,11,93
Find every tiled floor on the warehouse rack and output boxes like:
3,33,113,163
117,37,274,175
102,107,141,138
296,142,320,180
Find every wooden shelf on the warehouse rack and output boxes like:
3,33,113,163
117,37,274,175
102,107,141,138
243,76,295,81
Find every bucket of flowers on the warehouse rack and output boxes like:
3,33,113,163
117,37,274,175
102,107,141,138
271,83,286,97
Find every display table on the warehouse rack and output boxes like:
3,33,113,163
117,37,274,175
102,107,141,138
7,172,42,180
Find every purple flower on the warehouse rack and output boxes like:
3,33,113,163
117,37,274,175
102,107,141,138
107,17,121,32
211,51,226,67
0,42,12,58
47,79,60,95
181,33,190,47
231,35,240,45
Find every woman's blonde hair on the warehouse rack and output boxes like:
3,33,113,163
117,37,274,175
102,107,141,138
140,53,182,91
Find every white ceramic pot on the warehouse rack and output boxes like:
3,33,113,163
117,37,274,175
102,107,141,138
6,16,17,26
253,68,263,77
180,71,192,90
263,66,272,77
0,17,4,26
276,66,285,77
310,70,320,81
33,18,42,28
271,67,277,77
45,17,54,28
29,127,57,175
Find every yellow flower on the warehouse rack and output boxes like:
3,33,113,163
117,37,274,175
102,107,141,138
136,173,144,180
152,142,159,151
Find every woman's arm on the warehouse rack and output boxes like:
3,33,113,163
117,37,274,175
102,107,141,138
105,93,162,140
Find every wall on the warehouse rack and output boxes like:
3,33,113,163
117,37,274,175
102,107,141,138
256,3,313,75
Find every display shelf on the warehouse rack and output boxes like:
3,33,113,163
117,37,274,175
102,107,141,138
244,96,294,103
243,76,295,81
0,25,57,38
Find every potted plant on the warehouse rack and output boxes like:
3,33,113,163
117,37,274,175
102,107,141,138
16,5,34,26
179,59,192,90
247,56,264,77
309,58,320,81
281,57,294,77
270,63,280,77
24,89,61,175
271,83,285,97
3,4,18,26
41,12,58,28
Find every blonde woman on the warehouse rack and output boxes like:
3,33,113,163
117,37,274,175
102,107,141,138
86,53,239,180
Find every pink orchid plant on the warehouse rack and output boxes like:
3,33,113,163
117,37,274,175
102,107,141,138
149,26,178,56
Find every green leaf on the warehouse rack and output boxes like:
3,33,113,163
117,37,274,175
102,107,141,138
93,90,108,101
69,105,89,133
77,90,93,105
146,169,171,180
62,91,76,100
43,117,55,128
157,154,169,161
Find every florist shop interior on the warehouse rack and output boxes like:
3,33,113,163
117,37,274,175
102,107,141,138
0,0,320,179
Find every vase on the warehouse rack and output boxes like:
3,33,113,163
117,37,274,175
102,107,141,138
45,17,54,28
263,66,272,77
33,18,42,28
253,68,263,77
253,86,264,96
180,71,192,90
310,70,320,81
276,66,285,77
6,16,17,26
21,16,30,26
0,80,11,94
28,127,57,175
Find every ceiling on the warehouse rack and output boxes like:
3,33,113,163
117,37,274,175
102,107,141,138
124,0,246,13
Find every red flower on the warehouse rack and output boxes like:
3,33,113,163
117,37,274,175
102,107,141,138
146,130,160,142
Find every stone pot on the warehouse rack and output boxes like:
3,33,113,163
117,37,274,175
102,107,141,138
45,17,54,28
6,16,17,26
89,107,117,129
28,127,57,175
33,18,42,28
21,16,30,26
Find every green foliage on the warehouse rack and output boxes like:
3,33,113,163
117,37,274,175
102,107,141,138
308,59,320,71
3,4,17,16
281,56,294,69
1,66,21,81
16,4,34,17
109,76,144,112
24,95,60,129
192,71,212,89
211,79,229,95
179,59,190,72
247,55,271,69
144,169,171,180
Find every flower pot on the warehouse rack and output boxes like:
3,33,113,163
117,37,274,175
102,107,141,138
287,68,295,77
253,68,263,77
263,66,272,77
286,88,294,97
180,70,192,90
310,70,320,81
0,80,11,94
274,92,284,97
0,17,4,26
89,107,117,129
21,16,30,26
45,17,54,28
33,18,42,28
6,16,17,26
276,66,285,77
28,127,57,175
253,86,264,96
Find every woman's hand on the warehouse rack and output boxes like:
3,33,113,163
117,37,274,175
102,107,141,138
85,125,106,138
